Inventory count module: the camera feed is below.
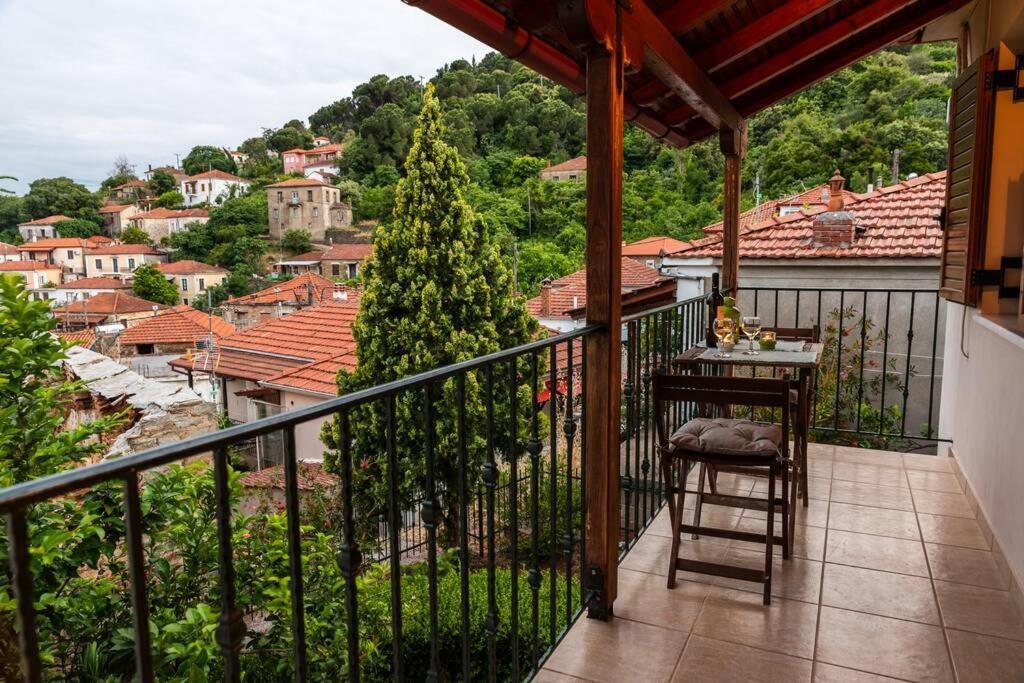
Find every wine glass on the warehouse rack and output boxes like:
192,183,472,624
741,316,762,355
713,318,734,358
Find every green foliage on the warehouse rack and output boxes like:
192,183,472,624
55,218,101,238
0,195,26,237
280,228,312,255
323,86,537,548
148,169,178,196
131,263,179,306
181,146,235,176
22,177,102,222
120,226,151,245
206,190,267,234
193,267,257,312
153,190,184,208
266,124,313,154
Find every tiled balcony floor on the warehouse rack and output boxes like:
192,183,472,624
538,444,1024,682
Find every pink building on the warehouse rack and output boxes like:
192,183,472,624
281,144,342,175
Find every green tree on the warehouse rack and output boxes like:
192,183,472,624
280,229,312,254
131,263,179,306
206,191,267,235
266,125,312,154
153,190,184,208
120,225,151,245
148,169,178,195
181,146,236,176
22,177,102,222
55,218,101,238
323,85,536,546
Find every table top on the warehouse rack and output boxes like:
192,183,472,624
674,342,824,369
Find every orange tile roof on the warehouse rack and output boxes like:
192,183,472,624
543,156,587,173
526,258,671,318
19,214,71,226
99,203,136,214
119,305,235,345
169,348,306,382
0,260,58,272
53,292,168,316
622,236,689,257
220,297,360,361
701,183,859,234
225,272,337,305
186,169,248,182
284,243,373,263
157,260,227,275
58,276,131,289
263,352,355,396
87,244,164,256
0,242,18,257
240,462,338,490
18,237,87,251
133,207,209,220
59,329,96,348
112,179,148,190
265,177,334,188
669,172,946,260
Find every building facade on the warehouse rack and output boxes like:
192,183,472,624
273,243,373,279
129,208,209,242
85,244,167,280
156,260,228,306
17,215,70,242
539,156,587,182
180,170,250,207
98,203,140,236
266,178,353,242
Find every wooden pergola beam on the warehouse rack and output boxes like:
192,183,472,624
658,0,737,35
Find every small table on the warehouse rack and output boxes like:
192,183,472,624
673,342,824,510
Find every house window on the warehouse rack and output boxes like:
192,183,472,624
332,263,340,277
67,250,75,259
198,278,205,290
291,191,299,203
94,258,102,270
347,263,357,279
182,298,188,306
273,208,279,219
552,175,560,180
569,174,578,180
277,191,283,202
307,190,313,201
112,257,119,273
312,207,319,217
337,210,345,222
128,258,136,270
181,278,188,291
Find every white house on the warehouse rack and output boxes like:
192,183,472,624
1,260,62,295
179,170,250,207
17,215,71,242
48,276,132,305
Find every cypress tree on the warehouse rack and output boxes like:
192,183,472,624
325,85,537,546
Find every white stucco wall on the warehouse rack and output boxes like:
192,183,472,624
938,304,1024,593
279,390,331,462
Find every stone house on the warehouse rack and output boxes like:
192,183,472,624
273,242,373,279
266,178,352,242
156,260,228,306
98,203,140,236
220,272,344,330
52,291,169,330
17,214,71,242
129,208,209,242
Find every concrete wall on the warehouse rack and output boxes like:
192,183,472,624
280,390,331,462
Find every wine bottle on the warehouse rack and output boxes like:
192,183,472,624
706,272,723,348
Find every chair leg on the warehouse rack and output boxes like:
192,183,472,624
691,462,706,540
781,457,790,560
667,458,687,589
661,455,675,537
763,461,776,605
800,429,810,508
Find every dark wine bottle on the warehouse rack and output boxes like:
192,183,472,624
706,271,723,348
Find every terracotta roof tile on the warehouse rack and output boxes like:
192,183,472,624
622,236,689,257
132,207,208,220
669,172,946,260
19,214,71,226
265,177,334,188
18,238,88,251
263,352,356,396
282,244,373,263
543,156,587,173
526,258,671,318
701,183,858,234
185,170,247,182
58,276,131,289
0,260,59,272
52,292,168,316
58,329,96,348
87,244,164,256
157,260,227,275
119,305,235,345
99,203,136,214
169,348,305,382
240,462,338,490
225,272,338,305
220,297,360,361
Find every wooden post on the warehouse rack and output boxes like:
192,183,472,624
583,42,624,620
720,126,746,292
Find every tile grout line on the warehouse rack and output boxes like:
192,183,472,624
809,458,833,682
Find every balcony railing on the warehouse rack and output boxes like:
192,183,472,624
0,289,945,681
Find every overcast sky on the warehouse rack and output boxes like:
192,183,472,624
0,1,487,194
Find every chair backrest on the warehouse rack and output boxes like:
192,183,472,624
768,325,820,343
652,374,790,451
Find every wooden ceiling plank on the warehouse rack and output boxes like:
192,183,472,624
658,0,738,35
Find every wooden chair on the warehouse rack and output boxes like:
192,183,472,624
654,373,792,604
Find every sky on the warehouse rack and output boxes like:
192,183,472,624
0,0,488,194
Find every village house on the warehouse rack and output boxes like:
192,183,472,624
527,257,677,332
108,179,151,203
219,272,343,330
180,170,250,207
156,260,228,306
98,203,141,236
273,242,372,279
118,304,234,359
699,181,860,237
85,243,167,280
144,165,188,184
281,144,343,177
48,276,131,305
227,150,248,166
129,207,209,242
312,136,331,147
169,293,359,464
266,178,353,242
16,237,111,280
0,260,62,297
52,291,168,330
0,241,20,262
17,214,71,242
622,236,689,271
539,155,587,182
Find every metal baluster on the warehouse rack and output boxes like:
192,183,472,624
622,321,634,547
123,470,154,682
794,289,801,329
281,426,309,681
527,351,543,671
878,291,892,438
385,395,404,680
7,508,42,683
211,446,245,682
456,374,471,682
508,358,520,681
483,367,499,682
641,316,652,531
855,291,869,435
562,339,577,627
548,343,559,644
578,340,587,614
336,410,362,682
421,384,441,682
833,290,845,431
926,293,940,439
900,292,917,438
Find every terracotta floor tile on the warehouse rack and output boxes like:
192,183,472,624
831,462,908,488
905,470,963,494
933,580,1024,641
713,547,823,603
734,516,826,561
821,563,940,624
691,586,819,658
622,530,728,585
825,529,929,577
833,447,905,469
807,443,836,459
535,670,594,682
544,616,686,682
807,458,834,478
615,569,710,632
911,489,975,518
917,513,990,550
815,607,953,681
828,502,920,540
812,663,905,682
945,628,1024,682
672,635,812,683
926,543,1010,589
902,453,953,472
829,480,915,512
741,498,829,527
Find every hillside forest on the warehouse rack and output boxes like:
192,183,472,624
0,43,956,296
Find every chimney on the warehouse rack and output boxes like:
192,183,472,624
306,280,315,306
539,278,553,317
813,170,856,248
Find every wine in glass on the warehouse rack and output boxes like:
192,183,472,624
741,316,762,355
713,318,734,358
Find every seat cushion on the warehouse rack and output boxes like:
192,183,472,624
669,418,782,457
